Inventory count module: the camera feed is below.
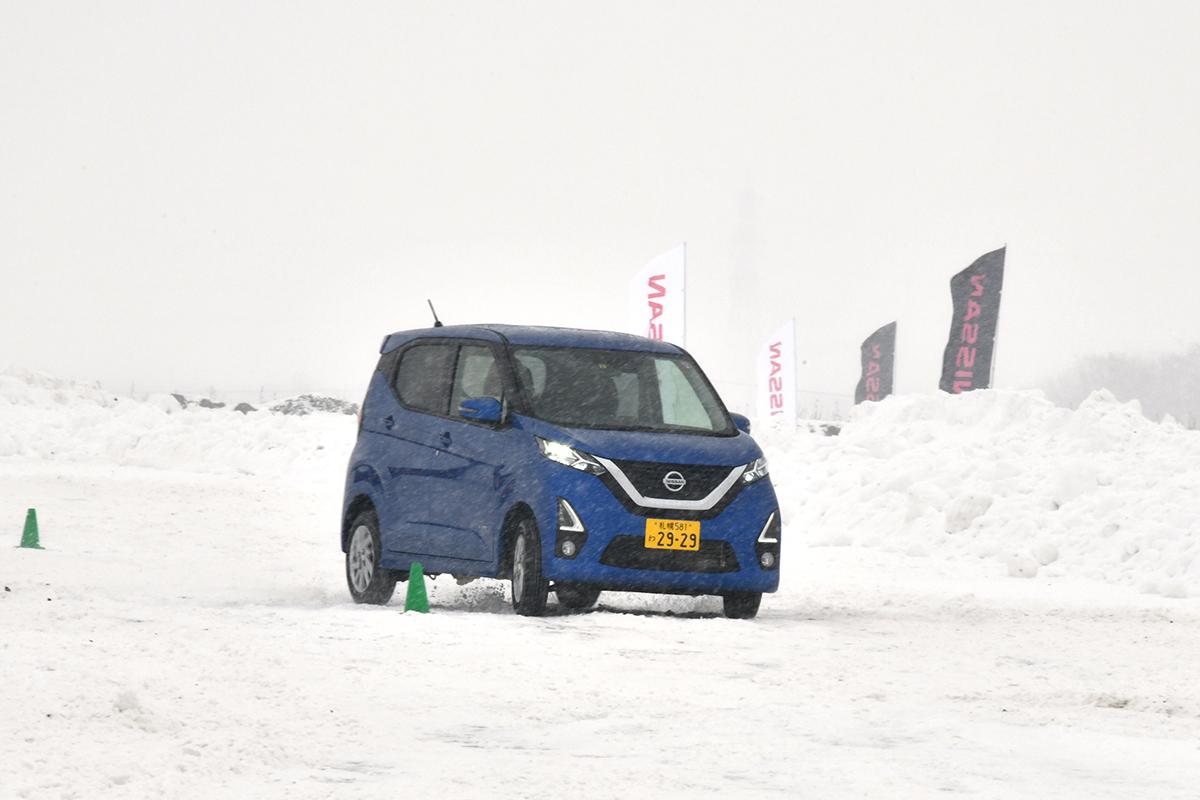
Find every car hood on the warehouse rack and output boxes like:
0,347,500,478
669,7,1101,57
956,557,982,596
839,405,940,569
513,415,762,465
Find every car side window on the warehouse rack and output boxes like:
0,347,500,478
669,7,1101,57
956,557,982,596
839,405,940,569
452,344,502,416
395,343,456,415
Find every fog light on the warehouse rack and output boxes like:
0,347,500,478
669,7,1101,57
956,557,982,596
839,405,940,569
759,551,776,569
555,498,587,559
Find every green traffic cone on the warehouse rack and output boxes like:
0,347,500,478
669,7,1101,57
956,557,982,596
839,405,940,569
404,561,429,613
19,508,42,549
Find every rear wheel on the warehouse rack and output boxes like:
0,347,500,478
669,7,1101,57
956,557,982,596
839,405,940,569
345,510,397,605
510,517,549,616
722,591,761,619
555,582,601,611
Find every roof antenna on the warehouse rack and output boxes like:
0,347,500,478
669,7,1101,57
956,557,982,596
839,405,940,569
427,299,444,328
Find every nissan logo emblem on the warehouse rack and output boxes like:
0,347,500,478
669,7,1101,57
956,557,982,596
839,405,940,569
662,471,687,492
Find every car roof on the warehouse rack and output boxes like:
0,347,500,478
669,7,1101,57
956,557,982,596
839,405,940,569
380,324,684,354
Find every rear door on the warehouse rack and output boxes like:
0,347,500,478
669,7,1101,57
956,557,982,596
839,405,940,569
372,341,464,557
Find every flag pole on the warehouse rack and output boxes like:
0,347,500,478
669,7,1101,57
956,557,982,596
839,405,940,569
988,244,1006,389
892,321,899,397
681,241,688,348
790,317,798,428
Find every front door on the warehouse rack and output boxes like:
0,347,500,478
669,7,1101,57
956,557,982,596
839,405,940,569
430,343,514,562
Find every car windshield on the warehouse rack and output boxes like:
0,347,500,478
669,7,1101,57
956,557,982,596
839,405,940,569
510,346,734,434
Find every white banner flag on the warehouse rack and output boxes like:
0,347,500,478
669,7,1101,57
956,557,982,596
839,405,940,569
627,244,686,345
756,319,797,426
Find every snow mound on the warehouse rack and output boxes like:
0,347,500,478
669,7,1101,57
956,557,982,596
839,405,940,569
766,389,1200,598
0,367,119,409
0,370,353,475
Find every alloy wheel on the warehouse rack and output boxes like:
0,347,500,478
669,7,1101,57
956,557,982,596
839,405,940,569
349,524,374,593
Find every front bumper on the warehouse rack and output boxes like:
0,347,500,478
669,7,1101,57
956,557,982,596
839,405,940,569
536,466,781,595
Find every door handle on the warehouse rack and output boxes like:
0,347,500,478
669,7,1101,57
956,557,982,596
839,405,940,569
439,431,452,447
383,415,395,430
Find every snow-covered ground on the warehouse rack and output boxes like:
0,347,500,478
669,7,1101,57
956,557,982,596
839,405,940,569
2,371,1199,798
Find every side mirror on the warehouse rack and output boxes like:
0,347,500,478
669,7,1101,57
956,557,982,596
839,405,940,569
459,396,504,424
730,413,752,435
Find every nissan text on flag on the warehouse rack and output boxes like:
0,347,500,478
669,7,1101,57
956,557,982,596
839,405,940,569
757,319,797,426
855,321,897,404
628,244,686,343
940,247,1005,393
341,324,781,618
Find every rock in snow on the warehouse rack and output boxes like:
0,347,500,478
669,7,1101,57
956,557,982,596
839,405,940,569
269,394,358,416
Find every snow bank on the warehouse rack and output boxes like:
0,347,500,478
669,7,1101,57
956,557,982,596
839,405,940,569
5,368,1198,597
764,389,1200,599
0,369,353,475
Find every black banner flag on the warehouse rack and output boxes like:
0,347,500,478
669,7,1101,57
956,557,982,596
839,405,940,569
939,247,1006,393
855,322,897,404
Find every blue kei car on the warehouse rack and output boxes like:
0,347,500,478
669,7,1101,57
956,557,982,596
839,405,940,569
341,324,781,619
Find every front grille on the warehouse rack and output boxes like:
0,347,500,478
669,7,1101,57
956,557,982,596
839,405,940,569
593,458,746,520
599,536,739,574
607,459,735,502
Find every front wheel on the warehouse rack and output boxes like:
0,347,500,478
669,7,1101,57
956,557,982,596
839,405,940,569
722,591,761,619
510,517,549,616
345,510,397,605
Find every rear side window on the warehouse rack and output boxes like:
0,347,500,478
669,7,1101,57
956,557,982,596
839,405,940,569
395,343,456,415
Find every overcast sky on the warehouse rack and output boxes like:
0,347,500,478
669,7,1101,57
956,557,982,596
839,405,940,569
3,2,1199,411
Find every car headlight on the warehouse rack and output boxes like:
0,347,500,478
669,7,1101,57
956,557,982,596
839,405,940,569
741,456,769,484
537,438,607,476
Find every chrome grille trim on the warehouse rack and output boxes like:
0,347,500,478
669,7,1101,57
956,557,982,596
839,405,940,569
593,457,746,511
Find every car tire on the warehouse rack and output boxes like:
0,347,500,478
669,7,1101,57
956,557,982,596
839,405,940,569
722,591,761,619
555,582,600,611
510,517,549,616
345,509,397,605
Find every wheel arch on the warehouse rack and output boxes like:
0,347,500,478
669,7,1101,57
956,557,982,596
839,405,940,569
342,494,378,552
497,501,536,578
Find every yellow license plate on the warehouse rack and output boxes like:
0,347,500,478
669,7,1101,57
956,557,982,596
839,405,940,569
644,518,701,551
